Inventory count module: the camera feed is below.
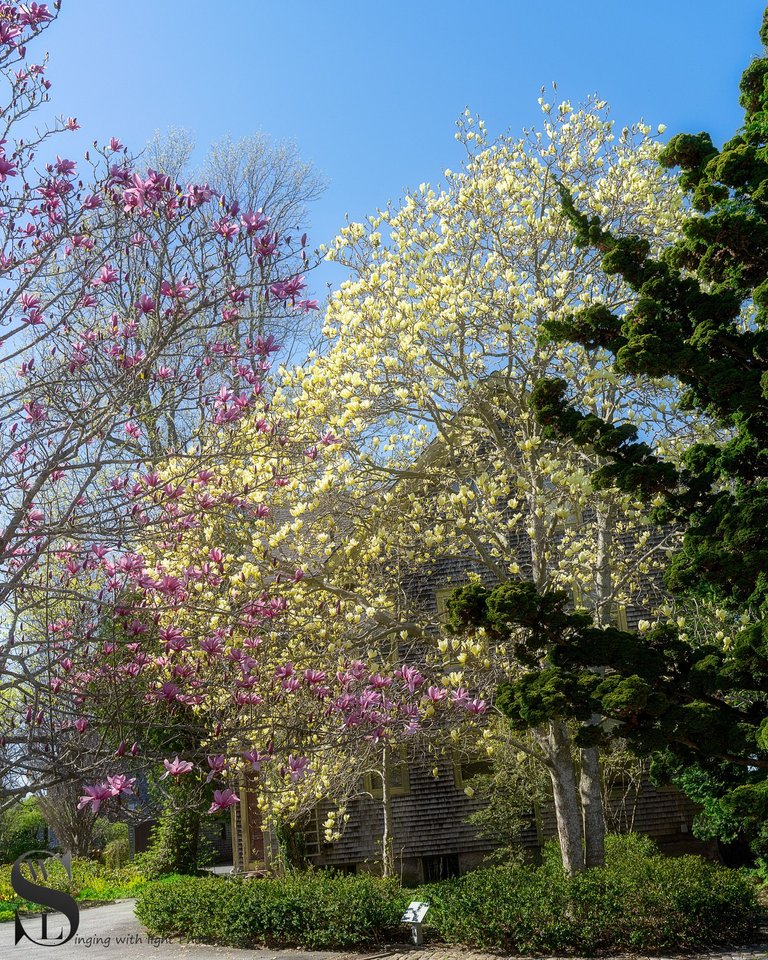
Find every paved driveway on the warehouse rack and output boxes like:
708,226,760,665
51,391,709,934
4,899,346,960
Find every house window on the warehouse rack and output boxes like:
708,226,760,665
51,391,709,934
422,853,460,881
612,603,629,631
453,750,493,788
435,586,457,620
364,747,411,798
322,863,356,875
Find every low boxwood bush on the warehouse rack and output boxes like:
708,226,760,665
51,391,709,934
418,834,760,953
135,836,759,953
135,871,408,949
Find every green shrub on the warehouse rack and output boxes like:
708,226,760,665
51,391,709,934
418,834,759,953
136,871,408,949
93,819,129,852
134,837,759,953
0,856,163,921
0,799,48,863
103,838,130,870
133,784,212,879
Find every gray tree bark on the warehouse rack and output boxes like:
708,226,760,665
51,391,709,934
380,746,394,879
579,746,605,867
543,721,585,874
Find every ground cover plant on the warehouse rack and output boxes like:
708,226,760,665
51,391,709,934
0,857,168,922
135,836,759,953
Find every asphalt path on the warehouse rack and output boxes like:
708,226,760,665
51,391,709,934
4,899,346,960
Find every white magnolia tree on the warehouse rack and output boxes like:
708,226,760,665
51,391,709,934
264,100,701,872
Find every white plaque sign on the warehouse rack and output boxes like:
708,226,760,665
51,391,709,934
401,901,430,924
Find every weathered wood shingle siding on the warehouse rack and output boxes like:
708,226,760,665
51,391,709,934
310,755,527,881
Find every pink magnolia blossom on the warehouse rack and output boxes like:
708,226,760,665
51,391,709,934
161,756,194,779
77,783,113,813
241,210,268,234
465,698,488,714
54,156,76,176
208,788,239,814
93,263,118,286
242,749,268,771
213,218,239,240
183,183,213,208
303,669,326,685
155,682,181,703
19,4,54,28
254,233,278,261
287,755,309,782
200,635,224,656
160,278,194,300
254,334,281,356
106,774,135,797
269,275,306,301
397,665,425,693
137,294,156,314
205,755,228,782
0,155,17,181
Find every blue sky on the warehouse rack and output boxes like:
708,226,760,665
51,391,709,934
44,1,764,296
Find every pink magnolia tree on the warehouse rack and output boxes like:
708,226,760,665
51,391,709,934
0,8,481,870
38,369,486,873
52,417,479,875
0,2,317,810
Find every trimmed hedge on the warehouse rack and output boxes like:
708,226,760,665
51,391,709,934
419,835,760,953
135,871,407,949
135,836,760,953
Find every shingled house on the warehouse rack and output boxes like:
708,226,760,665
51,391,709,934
229,386,713,879
229,556,713,880
232,760,708,881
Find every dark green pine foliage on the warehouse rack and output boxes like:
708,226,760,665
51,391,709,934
471,8,768,854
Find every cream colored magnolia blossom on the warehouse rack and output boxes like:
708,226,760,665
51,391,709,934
127,100,720,824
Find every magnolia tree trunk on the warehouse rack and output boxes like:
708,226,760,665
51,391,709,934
529,471,588,873
576,499,616,868
579,747,605,868
543,721,585,874
380,746,395,879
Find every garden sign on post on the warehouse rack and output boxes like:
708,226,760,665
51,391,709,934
401,901,429,945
